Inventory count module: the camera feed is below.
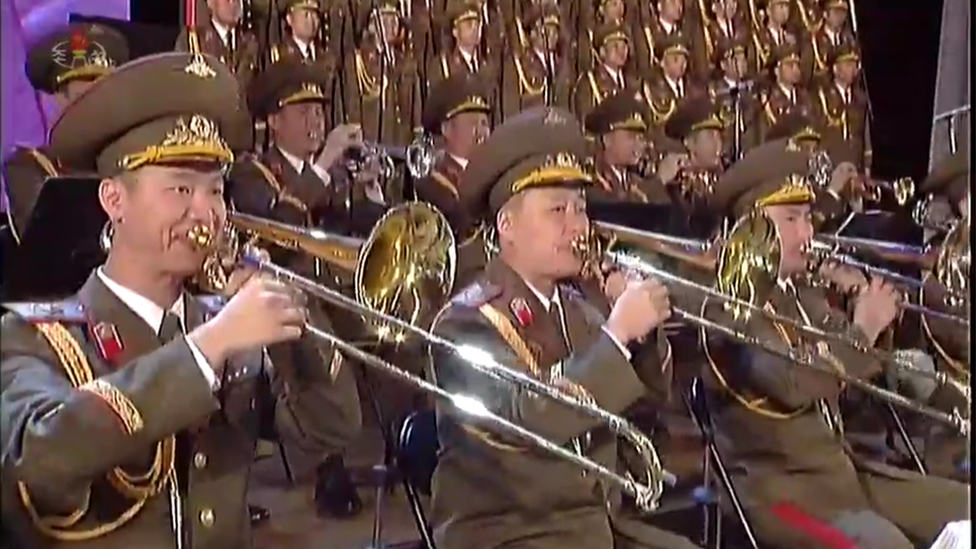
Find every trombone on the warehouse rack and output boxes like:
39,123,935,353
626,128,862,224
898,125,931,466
192,204,673,513
580,216,969,436
850,176,915,206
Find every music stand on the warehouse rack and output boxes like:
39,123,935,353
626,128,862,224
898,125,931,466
1,176,106,301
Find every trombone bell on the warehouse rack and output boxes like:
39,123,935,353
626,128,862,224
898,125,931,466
200,204,457,344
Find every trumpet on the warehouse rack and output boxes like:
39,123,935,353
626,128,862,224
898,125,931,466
578,218,969,435
345,142,398,181
405,129,439,179
190,206,673,513
851,176,915,206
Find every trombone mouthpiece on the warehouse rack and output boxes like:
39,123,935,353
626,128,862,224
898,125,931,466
186,224,214,250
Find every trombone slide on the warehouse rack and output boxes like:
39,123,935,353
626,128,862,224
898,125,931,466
603,250,970,436
237,249,675,512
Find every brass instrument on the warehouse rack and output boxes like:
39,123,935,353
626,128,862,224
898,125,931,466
577,217,970,435
405,129,438,179
813,232,970,312
208,206,456,343
346,142,398,182
913,193,959,233
190,208,674,513
851,176,915,206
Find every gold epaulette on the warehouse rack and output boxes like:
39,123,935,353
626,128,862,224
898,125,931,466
16,320,176,541
245,154,308,213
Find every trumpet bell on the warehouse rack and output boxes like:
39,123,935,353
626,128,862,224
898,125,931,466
356,202,457,343
716,212,781,322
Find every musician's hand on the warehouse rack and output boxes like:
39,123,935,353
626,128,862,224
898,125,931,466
219,249,270,297
322,124,364,157
852,277,900,344
601,269,631,305
818,261,868,294
605,278,672,345
828,161,858,195
657,153,689,186
190,274,308,366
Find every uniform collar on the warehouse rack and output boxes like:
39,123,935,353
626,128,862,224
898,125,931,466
96,267,186,333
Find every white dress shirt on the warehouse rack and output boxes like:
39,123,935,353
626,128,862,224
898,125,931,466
97,268,219,391
211,19,232,48
459,47,478,72
659,18,675,35
449,154,468,170
523,280,632,360
293,36,314,60
604,65,624,88
666,75,684,98
279,145,333,185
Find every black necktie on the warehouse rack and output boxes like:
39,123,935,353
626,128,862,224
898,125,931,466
158,312,182,342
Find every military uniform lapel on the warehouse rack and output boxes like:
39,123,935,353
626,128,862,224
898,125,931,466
77,272,162,368
557,284,604,355
486,260,568,373
266,146,327,209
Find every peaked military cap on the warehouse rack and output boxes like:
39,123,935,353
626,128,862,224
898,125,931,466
710,138,816,218
657,32,691,58
461,107,591,221
282,0,322,12
445,0,482,26
593,23,630,50
422,73,491,134
827,42,860,66
48,52,243,177
524,3,562,29
767,43,801,70
765,111,821,144
712,35,747,66
584,91,647,135
920,150,970,205
665,97,724,140
26,22,129,95
247,58,330,119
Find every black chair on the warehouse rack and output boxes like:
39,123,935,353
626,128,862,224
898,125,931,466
683,378,760,549
393,410,439,549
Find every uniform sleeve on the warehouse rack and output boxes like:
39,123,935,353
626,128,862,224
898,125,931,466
702,300,845,411
0,315,219,514
629,329,674,404
431,307,647,446
266,300,362,454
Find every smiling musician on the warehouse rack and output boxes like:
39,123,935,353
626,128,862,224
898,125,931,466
700,139,968,549
427,106,703,549
0,52,361,549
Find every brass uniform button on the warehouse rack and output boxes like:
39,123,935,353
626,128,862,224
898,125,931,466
199,508,215,528
193,452,208,469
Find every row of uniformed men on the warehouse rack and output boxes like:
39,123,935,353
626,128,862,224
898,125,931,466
179,0,869,162
1,43,970,549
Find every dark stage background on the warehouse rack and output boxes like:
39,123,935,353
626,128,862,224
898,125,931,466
132,0,943,182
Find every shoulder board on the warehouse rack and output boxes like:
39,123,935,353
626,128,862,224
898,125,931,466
3,300,86,323
450,282,502,308
194,295,226,314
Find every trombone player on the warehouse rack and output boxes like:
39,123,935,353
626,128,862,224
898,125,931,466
910,149,970,481
0,52,361,548
700,139,968,549
427,107,704,549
